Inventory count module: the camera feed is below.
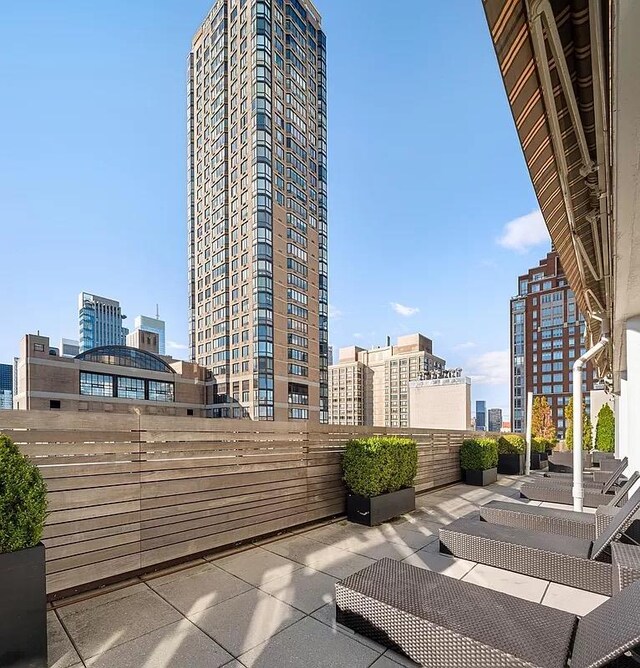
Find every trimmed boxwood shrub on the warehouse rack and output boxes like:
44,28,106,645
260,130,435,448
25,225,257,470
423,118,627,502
532,438,547,453
595,404,615,453
497,434,525,454
460,438,498,471
343,436,417,498
0,434,48,553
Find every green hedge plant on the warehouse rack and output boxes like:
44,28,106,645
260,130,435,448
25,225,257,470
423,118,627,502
343,436,417,498
0,434,48,553
595,404,615,453
460,438,498,471
532,438,553,454
497,434,525,455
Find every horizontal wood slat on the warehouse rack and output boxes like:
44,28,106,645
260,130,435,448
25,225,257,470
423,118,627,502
0,410,467,595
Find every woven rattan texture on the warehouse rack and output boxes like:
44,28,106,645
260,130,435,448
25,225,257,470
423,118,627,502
591,488,640,559
612,543,640,594
480,502,596,540
595,506,618,537
335,558,576,668
520,483,623,508
571,580,640,668
439,521,612,595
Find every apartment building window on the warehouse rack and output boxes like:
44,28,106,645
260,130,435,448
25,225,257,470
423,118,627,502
288,382,309,405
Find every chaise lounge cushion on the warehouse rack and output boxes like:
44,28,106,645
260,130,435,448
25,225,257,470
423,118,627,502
442,517,593,558
336,558,577,668
481,500,595,526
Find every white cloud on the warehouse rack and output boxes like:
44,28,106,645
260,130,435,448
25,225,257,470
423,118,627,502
328,304,342,320
390,302,419,317
352,333,363,339
167,341,188,351
454,341,477,350
496,209,549,253
465,350,510,386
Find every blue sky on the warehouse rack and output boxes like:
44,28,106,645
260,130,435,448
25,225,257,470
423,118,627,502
0,0,551,418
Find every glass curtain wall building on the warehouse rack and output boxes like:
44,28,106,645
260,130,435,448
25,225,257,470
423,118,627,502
0,363,12,409
487,408,502,433
78,293,129,353
188,0,328,421
475,400,486,431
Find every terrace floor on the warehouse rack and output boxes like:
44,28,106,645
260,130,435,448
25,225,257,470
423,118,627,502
47,475,606,668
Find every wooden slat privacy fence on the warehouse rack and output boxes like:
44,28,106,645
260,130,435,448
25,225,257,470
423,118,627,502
0,410,470,595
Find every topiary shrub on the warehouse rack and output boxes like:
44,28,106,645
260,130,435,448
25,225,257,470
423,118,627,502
460,438,498,471
497,434,525,454
0,434,48,553
595,404,615,453
342,436,417,498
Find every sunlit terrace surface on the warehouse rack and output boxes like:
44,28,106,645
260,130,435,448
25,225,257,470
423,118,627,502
48,476,606,668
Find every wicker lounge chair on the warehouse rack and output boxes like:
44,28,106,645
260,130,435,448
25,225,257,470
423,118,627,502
592,451,616,467
335,558,640,668
479,481,640,540
519,470,638,507
548,451,593,473
438,486,640,595
479,500,618,540
543,457,628,490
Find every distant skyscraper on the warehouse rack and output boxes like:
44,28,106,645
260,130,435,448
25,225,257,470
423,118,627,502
510,251,594,437
488,408,502,433
0,363,13,409
134,314,166,355
188,0,328,421
59,338,80,357
475,400,487,431
78,292,128,352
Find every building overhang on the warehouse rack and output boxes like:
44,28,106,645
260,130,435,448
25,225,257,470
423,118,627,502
483,0,614,379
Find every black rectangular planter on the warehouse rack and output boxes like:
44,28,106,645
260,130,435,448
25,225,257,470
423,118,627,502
530,453,549,470
0,543,47,668
347,487,415,526
462,468,497,486
497,453,525,475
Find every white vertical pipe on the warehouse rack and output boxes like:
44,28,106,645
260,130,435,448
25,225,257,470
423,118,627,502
626,317,640,492
572,337,608,511
572,361,584,512
525,391,533,476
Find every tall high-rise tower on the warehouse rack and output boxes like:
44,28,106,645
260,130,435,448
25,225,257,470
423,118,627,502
0,363,13,409
475,400,487,431
510,251,594,437
78,292,128,352
188,0,328,421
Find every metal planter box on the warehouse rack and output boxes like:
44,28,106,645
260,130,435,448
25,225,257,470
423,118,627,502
0,542,47,668
463,468,498,486
530,452,549,470
347,487,416,526
497,453,525,475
